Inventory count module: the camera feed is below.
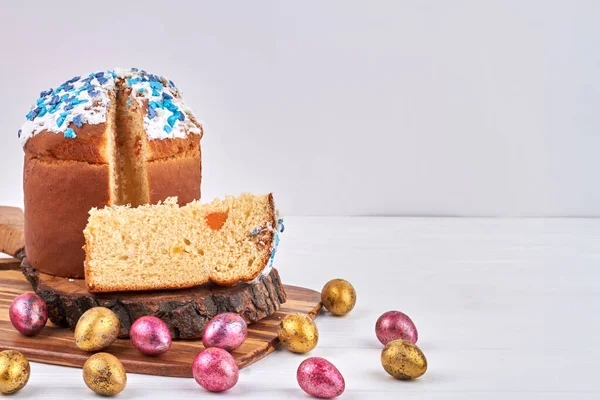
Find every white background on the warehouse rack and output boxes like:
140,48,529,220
1,3,599,398
1,0,599,216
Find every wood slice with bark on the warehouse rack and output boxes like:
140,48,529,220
21,257,287,339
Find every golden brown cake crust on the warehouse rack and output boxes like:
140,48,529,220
85,274,209,293
23,121,202,164
146,123,203,161
23,124,109,164
147,147,202,205
209,193,276,287
24,156,111,278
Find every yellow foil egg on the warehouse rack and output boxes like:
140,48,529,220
75,307,120,352
0,350,30,394
381,339,427,380
83,353,127,396
277,313,319,353
321,279,357,316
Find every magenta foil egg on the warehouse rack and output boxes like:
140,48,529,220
297,357,345,399
375,310,418,345
202,313,248,351
130,316,172,356
193,347,239,392
9,293,48,336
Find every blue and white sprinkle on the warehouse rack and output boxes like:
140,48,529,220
246,216,284,283
19,68,202,146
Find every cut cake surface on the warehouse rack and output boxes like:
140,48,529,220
83,193,283,292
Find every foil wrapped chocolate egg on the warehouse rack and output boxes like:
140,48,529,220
0,350,30,394
83,353,127,396
75,307,120,352
297,357,345,398
375,310,418,345
130,316,172,356
278,313,319,353
202,313,248,352
193,347,239,392
381,339,427,380
9,293,48,336
321,279,357,316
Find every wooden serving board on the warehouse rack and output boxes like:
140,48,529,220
0,262,321,377
0,207,322,377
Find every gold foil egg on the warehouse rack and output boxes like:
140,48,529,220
321,279,357,316
277,313,319,353
75,307,120,352
0,350,30,394
381,339,427,380
83,353,127,396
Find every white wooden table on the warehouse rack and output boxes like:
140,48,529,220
6,217,600,399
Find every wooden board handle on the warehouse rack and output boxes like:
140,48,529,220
0,207,25,258
0,258,22,271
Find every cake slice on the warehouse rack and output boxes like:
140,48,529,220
83,193,283,292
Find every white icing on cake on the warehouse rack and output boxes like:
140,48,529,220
114,68,202,140
19,73,115,146
19,68,202,146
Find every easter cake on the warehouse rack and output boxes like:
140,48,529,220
20,68,203,279
83,193,283,292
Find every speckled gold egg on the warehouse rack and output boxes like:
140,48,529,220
277,313,319,353
83,353,127,396
321,279,357,316
0,350,30,394
381,339,427,380
75,307,120,352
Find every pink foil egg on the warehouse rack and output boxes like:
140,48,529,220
9,293,48,336
375,310,418,345
130,316,172,356
297,357,345,399
193,347,239,392
202,313,248,351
